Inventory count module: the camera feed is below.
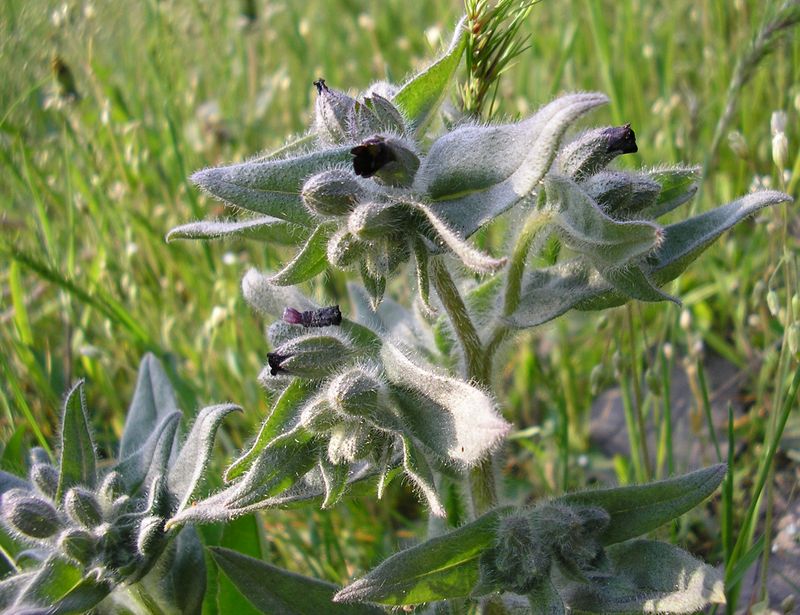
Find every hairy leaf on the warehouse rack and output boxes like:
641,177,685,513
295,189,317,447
56,381,96,502
640,165,700,220
269,222,336,286
558,465,725,545
115,412,181,496
400,434,445,517
334,507,511,605
418,93,608,238
166,216,310,245
11,556,110,614
212,547,384,615
120,354,180,460
190,147,351,225
393,17,466,137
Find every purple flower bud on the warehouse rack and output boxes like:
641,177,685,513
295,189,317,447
603,123,638,154
282,306,342,327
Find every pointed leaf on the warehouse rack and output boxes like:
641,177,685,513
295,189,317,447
166,216,310,245
650,190,792,286
411,236,437,317
334,506,512,605
546,174,662,270
562,540,725,613
400,435,445,517
0,470,30,496
381,342,510,466
168,404,241,510
269,222,335,286
225,379,316,482
211,547,384,615
141,526,206,615
0,571,36,610
115,412,181,496
12,555,109,613
120,354,180,460
56,381,96,502
419,93,608,238
558,464,725,545
190,147,352,225
319,457,349,509
393,17,466,136
601,265,679,304
640,165,700,220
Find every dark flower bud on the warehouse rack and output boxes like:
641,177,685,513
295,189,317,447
314,79,359,144
3,490,62,538
282,305,342,328
559,124,638,179
351,136,420,187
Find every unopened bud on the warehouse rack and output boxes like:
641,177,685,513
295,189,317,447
582,171,661,217
267,331,355,378
3,491,62,538
348,201,408,239
283,305,342,328
727,131,748,159
559,124,638,179
97,472,125,510
788,323,800,356
771,111,788,136
767,289,780,316
299,397,339,434
30,464,59,500
327,228,367,270
493,513,550,594
58,528,95,563
772,132,789,171
351,136,420,187
327,421,370,464
301,169,365,216
136,515,164,556
327,368,382,419
314,79,358,144
29,447,51,466
65,487,103,528
679,309,692,331
363,93,405,134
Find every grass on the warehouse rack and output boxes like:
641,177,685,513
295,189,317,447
1,0,798,611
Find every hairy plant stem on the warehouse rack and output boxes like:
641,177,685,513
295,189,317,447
430,256,498,515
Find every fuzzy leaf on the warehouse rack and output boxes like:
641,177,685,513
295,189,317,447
319,457,349,509
0,572,35,610
400,434,445,517
601,265,678,304
0,470,30,496
120,354,180,460
166,216,310,245
11,556,110,613
558,465,725,545
334,506,511,605
211,547,384,615
115,412,181,496
242,268,316,318
56,381,96,502
225,379,316,482
381,342,510,466
546,175,662,270
418,93,608,238
141,526,206,615
393,17,466,136
269,222,336,286
168,404,241,510
190,147,352,225
562,540,725,613
640,166,700,220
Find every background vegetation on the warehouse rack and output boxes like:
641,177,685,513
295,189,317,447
1,0,797,611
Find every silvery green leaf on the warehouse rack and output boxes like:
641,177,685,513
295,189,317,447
115,412,181,496
319,457,349,509
140,526,206,615
190,147,351,225
411,236,436,317
557,464,725,545
418,93,608,238
0,571,35,610
56,381,96,502
225,380,315,482
168,404,241,511
649,190,792,286
400,434,445,517
359,261,386,310
561,540,725,613
393,17,466,137
119,354,180,461
269,222,336,286
414,203,507,274
381,342,510,466
601,265,678,304
241,268,315,318
334,506,512,605
211,547,385,615
12,555,109,613
167,436,318,526
166,216,310,245
0,470,30,496
640,165,700,220
546,175,662,270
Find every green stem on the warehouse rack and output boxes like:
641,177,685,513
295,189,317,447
430,257,486,384
626,306,652,479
